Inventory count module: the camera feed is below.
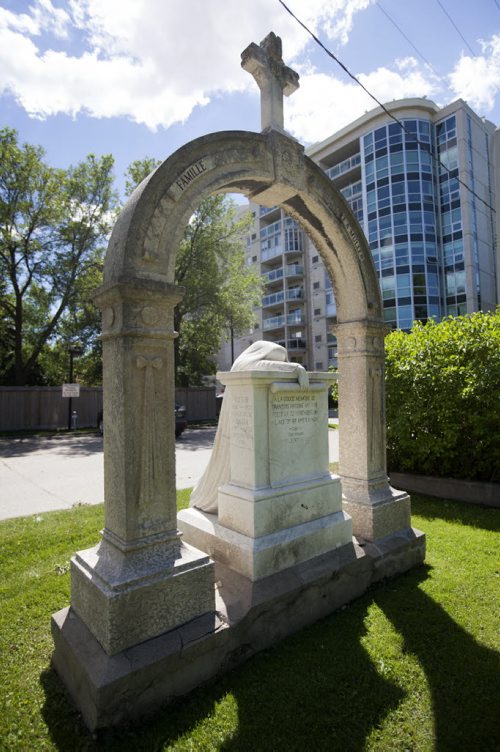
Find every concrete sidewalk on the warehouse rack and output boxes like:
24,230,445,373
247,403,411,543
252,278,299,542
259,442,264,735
0,427,339,521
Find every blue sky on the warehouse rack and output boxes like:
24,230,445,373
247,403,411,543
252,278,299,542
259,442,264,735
1,0,499,198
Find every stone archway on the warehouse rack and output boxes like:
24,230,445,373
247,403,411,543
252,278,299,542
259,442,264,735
94,127,410,554
52,35,424,731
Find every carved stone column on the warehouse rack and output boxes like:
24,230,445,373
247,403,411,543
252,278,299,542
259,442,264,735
334,320,411,541
67,277,215,655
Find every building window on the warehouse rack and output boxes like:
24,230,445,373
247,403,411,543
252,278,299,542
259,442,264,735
314,308,321,316
313,281,320,289
315,361,323,370
312,255,319,263
315,335,322,342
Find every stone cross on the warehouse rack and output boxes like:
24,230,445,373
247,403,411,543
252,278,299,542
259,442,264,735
241,31,299,132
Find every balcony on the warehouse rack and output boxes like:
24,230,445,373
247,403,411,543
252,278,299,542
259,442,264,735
260,219,281,239
262,264,304,285
326,152,361,180
287,311,305,325
261,245,283,262
286,288,304,301
286,338,307,350
263,314,286,331
262,290,285,308
259,205,278,217
262,288,304,308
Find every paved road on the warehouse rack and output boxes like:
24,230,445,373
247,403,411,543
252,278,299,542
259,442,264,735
0,426,339,521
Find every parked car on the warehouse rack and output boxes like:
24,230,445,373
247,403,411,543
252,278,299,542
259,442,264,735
174,403,187,438
97,404,187,438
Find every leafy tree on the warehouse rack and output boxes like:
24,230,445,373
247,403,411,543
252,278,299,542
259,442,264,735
124,160,262,385
385,310,500,482
0,128,117,385
124,157,160,197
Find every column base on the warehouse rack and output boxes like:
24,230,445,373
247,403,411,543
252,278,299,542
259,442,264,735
71,538,215,655
342,477,411,541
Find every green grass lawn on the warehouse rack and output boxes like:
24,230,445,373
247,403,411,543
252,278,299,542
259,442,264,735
0,492,498,751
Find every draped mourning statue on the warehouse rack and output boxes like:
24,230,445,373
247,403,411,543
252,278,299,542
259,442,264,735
189,340,309,514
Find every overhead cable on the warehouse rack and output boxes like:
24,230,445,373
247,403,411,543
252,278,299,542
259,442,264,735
277,0,496,215
435,0,477,57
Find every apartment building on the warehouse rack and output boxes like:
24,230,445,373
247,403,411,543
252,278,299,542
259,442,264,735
219,98,498,372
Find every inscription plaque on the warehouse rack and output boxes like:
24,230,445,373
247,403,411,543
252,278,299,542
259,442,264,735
231,392,253,452
269,389,326,487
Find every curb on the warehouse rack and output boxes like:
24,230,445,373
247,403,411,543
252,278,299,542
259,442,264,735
390,472,500,508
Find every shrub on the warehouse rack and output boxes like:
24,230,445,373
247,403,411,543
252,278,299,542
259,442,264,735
385,310,500,482
328,367,339,409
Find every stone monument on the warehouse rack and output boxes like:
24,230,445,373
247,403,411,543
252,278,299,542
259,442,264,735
51,32,425,731
178,341,352,580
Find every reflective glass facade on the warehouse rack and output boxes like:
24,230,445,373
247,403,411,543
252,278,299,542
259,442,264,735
360,118,440,328
220,99,497,374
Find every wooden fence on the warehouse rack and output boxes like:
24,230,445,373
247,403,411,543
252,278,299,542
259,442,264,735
0,385,216,431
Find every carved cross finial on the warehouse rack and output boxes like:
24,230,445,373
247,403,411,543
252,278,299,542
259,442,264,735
241,31,299,132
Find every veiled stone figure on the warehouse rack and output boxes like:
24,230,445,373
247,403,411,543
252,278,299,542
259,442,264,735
190,340,309,513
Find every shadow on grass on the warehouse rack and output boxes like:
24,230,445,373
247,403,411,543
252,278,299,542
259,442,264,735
40,600,405,751
372,565,500,751
411,493,500,532
40,566,499,751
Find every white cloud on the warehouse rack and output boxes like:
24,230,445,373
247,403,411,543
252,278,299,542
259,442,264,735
0,0,70,38
449,34,500,113
286,58,442,144
3,0,496,137
0,0,373,129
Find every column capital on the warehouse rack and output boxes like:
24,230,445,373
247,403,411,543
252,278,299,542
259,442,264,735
93,277,183,342
333,319,389,358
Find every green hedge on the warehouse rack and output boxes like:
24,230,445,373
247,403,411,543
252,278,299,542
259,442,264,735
385,310,500,482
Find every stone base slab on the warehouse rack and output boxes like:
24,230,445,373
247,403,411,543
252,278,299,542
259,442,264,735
51,527,426,731
71,540,215,655
343,485,411,541
177,507,352,581
217,474,342,537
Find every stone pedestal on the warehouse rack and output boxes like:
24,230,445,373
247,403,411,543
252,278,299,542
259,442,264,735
179,371,352,580
71,538,214,655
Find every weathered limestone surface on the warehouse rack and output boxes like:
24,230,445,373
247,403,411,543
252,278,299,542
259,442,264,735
51,527,426,731
71,539,214,655
179,369,352,580
334,320,411,540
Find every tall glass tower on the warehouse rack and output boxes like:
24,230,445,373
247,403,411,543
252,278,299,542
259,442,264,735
218,98,498,372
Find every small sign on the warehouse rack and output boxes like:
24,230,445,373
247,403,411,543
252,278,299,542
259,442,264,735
62,383,80,398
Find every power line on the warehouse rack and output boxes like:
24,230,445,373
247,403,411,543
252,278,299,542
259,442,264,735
375,1,440,77
434,0,477,57
277,0,496,215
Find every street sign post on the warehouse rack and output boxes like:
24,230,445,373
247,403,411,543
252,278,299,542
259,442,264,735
62,384,80,398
